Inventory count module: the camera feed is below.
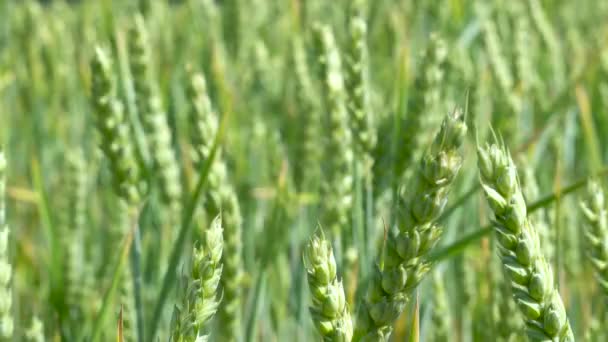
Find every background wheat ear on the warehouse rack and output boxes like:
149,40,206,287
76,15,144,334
312,23,354,250
90,47,141,204
580,181,608,298
186,70,243,341
579,180,608,340
128,13,182,216
354,108,467,341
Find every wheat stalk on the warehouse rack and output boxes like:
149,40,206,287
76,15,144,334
293,37,322,193
492,260,524,342
63,149,88,331
345,12,376,176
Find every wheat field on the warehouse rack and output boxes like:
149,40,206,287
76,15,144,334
1,0,608,341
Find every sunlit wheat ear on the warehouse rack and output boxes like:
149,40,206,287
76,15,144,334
354,109,466,341
303,230,353,342
477,141,573,341
171,216,223,341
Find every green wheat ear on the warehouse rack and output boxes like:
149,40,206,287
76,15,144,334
312,23,354,242
128,13,181,213
303,230,353,342
90,47,142,204
63,149,88,330
345,13,376,175
354,109,467,341
171,215,224,341
187,71,243,341
477,141,573,341
580,181,608,300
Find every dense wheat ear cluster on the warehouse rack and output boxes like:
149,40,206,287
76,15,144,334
304,232,353,342
345,13,376,172
477,142,573,341
354,109,467,341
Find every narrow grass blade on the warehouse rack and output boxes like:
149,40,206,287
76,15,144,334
90,210,138,342
32,158,63,316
